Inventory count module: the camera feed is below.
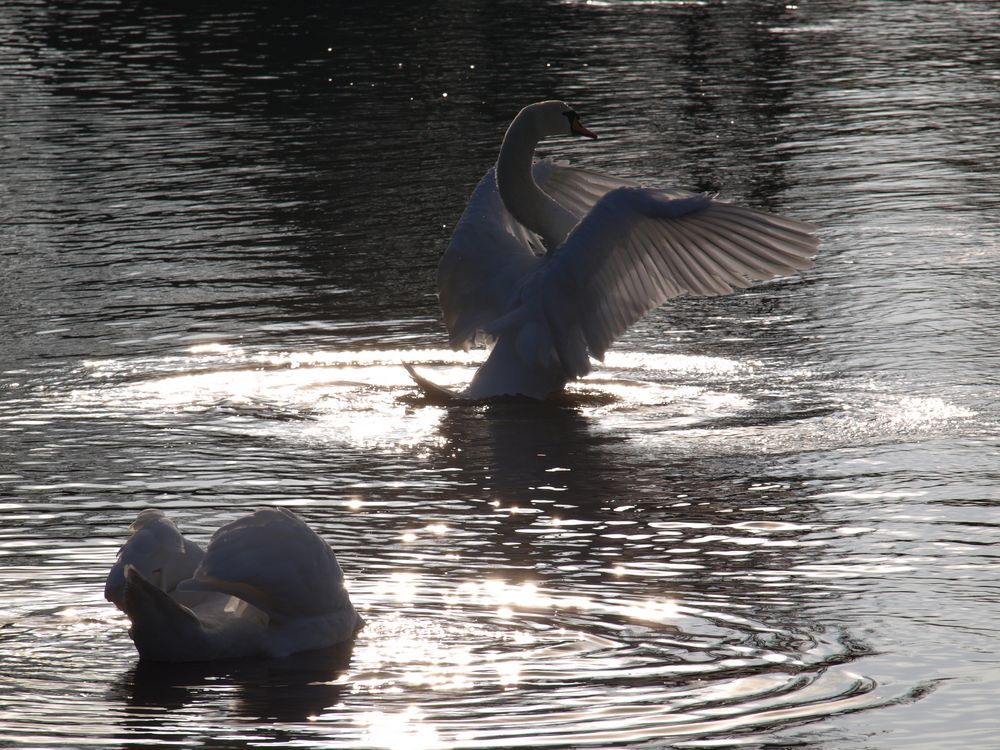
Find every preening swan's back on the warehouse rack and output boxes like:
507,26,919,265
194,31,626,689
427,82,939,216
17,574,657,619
177,507,354,620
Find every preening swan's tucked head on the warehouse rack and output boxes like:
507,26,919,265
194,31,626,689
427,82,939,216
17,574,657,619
516,100,598,140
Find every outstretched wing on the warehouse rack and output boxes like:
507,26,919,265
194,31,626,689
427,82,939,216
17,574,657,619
438,159,641,351
536,187,819,377
534,159,638,215
535,158,702,219
437,168,542,350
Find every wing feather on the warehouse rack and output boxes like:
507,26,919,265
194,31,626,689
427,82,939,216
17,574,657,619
671,222,736,295
437,169,541,349
682,221,775,282
535,159,640,221
657,225,711,296
178,508,351,620
534,186,817,374
630,225,673,297
704,216,813,268
669,221,754,290
636,223,684,297
686,216,804,276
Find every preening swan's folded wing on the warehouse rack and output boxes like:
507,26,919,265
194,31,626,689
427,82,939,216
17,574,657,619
178,508,352,619
438,168,542,350
538,187,819,375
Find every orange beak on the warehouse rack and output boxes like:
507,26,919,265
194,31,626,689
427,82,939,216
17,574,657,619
571,118,598,139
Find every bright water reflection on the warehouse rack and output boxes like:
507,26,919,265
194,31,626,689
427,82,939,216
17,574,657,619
0,336,986,748
2,0,1000,748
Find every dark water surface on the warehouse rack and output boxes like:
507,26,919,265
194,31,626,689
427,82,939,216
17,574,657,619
2,1,999,747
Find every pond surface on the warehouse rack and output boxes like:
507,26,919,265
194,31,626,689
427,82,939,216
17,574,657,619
1,0,998,747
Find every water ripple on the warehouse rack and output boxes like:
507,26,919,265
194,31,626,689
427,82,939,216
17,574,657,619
0,562,911,749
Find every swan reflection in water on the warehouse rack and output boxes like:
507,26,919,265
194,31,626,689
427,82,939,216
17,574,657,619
109,642,354,722
412,101,818,400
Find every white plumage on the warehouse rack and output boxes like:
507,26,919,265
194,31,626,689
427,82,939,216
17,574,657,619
105,508,363,662
426,100,819,400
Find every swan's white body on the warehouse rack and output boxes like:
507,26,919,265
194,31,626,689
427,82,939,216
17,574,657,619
105,508,362,662
431,101,819,400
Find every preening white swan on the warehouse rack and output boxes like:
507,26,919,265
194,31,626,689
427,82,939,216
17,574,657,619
105,508,363,662
421,100,818,400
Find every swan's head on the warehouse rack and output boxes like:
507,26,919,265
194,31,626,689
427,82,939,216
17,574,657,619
104,509,205,610
518,100,598,140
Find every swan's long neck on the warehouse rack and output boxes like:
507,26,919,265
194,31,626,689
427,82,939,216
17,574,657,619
495,116,577,250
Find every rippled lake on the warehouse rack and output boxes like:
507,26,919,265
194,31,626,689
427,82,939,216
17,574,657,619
2,1,999,747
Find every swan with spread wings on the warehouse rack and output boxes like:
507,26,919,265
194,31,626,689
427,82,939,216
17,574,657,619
412,101,818,400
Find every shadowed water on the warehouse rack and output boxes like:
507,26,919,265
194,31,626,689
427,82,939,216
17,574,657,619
1,0,999,748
